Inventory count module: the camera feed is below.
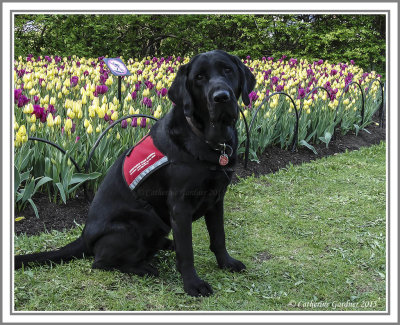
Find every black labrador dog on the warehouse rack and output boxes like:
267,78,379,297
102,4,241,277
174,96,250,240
15,50,256,297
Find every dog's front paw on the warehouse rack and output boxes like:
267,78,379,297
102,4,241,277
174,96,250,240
184,278,213,297
219,256,246,272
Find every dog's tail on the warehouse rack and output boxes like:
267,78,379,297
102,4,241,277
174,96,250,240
14,236,90,270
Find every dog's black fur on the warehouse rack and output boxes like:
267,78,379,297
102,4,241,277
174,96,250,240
15,50,256,297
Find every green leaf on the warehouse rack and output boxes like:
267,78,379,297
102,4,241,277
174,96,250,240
27,198,40,218
55,182,66,204
67,172,102,194
14,166,21,193
19,170,31,183
21,178,35,203
33,176,53,195
354,124,360,136
299,140,318,155
305,129,317,142
68,172,102,186
19,151,31,171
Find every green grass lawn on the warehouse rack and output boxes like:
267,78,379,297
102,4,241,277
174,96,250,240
14,141,387,311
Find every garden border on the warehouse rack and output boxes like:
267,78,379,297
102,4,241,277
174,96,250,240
26,84,385,191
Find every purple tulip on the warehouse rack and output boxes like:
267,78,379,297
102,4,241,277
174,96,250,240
17,69,26,78
70,76,79,87
276,84,284,92
271,76,279,85
121,119,128,129
350,60,355,65
84,70,89,77
267,56,274,61
140,118,147,128
71,122,76,133
96,85,108,95
160,88,168,97
40,112,47,123
14,89,22,102
142,97,152,108
32,105,44,119
248,91,259,103
131,118,138,127
145,80,154,90
75,136,80,143
330,69,338,76
17,95,30,107
104,113,110,122
47,104,56,114
131,91,137,100
298,88,306,99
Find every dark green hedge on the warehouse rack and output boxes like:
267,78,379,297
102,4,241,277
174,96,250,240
14,14,386,74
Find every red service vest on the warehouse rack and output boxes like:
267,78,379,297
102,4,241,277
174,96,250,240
123,135,169,190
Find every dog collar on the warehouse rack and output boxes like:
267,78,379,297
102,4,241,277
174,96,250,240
185,116,233,166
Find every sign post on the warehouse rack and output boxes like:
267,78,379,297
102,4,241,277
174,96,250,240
102,58,131,103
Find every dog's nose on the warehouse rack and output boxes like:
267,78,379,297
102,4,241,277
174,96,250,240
213,90,230,103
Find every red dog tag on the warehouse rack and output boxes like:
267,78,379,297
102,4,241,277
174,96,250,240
219,153,229,166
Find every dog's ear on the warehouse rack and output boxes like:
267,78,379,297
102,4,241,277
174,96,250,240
231,55,256,106
168,63,194,117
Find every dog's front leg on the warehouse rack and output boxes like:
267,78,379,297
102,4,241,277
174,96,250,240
170,201,213,297
205,200,246,272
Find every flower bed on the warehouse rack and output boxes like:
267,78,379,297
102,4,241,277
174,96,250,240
13,54,384,213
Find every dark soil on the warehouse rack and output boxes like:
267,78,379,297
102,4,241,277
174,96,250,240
15,122,386,237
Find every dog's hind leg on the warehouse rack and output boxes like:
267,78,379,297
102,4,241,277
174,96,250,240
91,232,159,276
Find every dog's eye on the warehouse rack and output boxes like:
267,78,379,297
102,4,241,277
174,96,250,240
195,73,206,80
224,67,233,73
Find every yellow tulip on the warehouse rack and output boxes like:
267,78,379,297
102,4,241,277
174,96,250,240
46,113,54,127
87,124,93,134
65,118,73,131
54,115,61,125
84,119,90,128
105,77,113,86
111,111,118,121
67,108,75,119
113,97,119,106
18,125,26,136
30,124,36,133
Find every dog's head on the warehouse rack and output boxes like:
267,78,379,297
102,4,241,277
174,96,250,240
168,50,256,148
